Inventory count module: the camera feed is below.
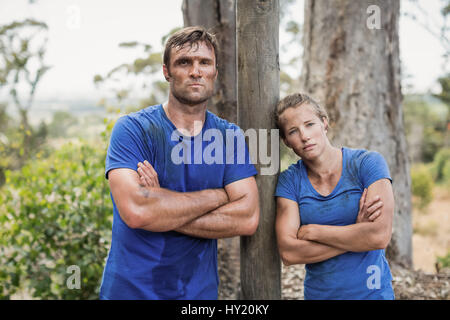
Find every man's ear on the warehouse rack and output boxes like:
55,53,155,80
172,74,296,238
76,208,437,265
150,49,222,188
163,64,170,81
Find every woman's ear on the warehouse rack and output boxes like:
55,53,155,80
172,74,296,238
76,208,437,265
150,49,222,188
323,118,329,133
282,136,290,148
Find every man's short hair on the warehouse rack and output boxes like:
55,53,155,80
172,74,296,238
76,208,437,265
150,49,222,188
163,26,219,71
275,93,329,138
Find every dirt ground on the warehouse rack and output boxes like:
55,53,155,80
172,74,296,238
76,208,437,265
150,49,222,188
412,186,450,273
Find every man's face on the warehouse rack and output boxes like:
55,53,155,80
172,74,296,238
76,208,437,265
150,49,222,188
163,41,218,106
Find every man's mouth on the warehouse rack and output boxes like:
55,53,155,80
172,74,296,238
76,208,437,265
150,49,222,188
304,144,315,151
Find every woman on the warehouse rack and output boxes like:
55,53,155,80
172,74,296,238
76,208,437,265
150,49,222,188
275,93,395,300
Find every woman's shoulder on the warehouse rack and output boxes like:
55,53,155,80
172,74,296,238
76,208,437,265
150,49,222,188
343,147,390,182
343,147,385,164
276,159,304,199
278,159,304,183
281,159,303,175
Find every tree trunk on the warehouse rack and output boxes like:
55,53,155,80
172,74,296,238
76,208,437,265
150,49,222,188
302,0,412,266
237,0,281,299
182,0,240,300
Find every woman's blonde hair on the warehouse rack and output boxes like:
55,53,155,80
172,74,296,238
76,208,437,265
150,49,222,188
275,93,329,138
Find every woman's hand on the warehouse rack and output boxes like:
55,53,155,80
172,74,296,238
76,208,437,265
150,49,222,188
356,188,383,223
296,189,384,242
137,160,160,188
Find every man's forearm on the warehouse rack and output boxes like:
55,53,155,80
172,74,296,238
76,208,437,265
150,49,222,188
135,187,228,232
174,193,258,239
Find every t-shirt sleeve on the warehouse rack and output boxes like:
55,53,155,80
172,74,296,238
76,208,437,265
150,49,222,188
223,125,257,186
358,151,392,188
275,169,298,203
105,116,152,179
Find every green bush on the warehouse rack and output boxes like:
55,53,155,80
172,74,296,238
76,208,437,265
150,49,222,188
437,251,450,270
411,164,434,210
0,125,114,299
431,147,450,184
443,160,450,185
403,95,447,163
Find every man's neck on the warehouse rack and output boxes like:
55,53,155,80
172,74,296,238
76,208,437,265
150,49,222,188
163,95,208,136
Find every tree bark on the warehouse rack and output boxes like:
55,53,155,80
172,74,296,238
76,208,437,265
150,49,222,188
182,0,240,299
301,0,412,266
237,0,281,299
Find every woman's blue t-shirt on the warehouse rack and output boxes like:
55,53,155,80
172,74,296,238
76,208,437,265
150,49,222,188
100,104,257,300
275,147,395,300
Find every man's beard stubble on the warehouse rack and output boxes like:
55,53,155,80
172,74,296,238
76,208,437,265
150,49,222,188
167,69,215,107
172,89,211,106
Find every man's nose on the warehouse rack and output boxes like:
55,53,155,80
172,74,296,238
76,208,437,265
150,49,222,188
189,62,202,78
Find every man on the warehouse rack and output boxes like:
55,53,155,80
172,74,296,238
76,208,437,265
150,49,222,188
99,26,259,300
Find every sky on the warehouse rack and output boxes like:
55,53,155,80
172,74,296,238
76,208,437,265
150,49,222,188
0,0,448,102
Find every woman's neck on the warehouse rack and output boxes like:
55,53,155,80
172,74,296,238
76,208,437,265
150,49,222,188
304,146,342,180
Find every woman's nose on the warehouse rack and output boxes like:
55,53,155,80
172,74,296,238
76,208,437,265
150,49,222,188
299,128,309,141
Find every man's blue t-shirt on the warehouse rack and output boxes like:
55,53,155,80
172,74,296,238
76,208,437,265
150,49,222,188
99,104,257,300
275,147,394,300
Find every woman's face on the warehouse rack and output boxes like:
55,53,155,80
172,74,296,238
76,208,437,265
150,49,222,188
279,103,329,160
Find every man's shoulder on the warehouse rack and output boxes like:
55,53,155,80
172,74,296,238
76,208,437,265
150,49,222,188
114,104,162,129
127,104,162,121
206,110,241,131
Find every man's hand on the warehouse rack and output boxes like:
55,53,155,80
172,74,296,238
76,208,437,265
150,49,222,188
137,160,160,188
356,188,383,223
297,224,316,241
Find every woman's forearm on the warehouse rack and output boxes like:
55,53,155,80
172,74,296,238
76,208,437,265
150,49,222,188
304,223,385,252
280,237,346,265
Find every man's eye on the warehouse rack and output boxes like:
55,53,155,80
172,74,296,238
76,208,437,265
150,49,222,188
307,123,314,127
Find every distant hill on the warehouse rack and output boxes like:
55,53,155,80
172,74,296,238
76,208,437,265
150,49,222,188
5,98,107,126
